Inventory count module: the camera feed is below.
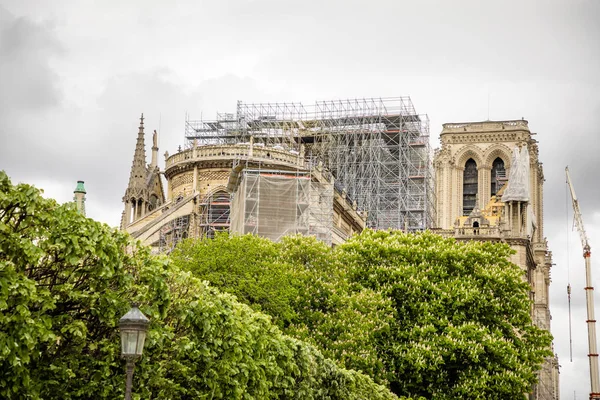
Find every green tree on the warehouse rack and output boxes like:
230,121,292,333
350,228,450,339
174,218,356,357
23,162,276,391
172,233,299,328
339,229,553,399
0,171,396,399
171,234,394,384
138,264,398,399
173,229,552,399
0,170,170,398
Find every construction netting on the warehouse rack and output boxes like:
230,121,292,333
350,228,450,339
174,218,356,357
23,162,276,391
230,170,333,245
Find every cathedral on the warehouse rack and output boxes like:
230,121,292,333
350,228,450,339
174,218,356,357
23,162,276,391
432,120,559,399
119,109,559,399
120,114,365,252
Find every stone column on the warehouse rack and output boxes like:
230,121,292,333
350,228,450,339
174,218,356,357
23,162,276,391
136,199,142,220
478,165,491,210
435,163,443,228
193,166,198,194
453,165,462,222
124,200,131,226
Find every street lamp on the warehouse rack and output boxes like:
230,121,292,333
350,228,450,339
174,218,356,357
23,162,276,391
119,303,150,400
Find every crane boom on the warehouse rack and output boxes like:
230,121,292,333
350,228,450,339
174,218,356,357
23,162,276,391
566,167,591,252
565,166,600,399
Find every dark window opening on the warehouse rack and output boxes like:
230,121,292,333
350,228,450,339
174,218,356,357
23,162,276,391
491,157,506,197
463,158,478,216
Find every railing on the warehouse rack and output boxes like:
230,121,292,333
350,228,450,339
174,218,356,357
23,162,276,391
435,225,531,240
442,120,529,132
166,144,303,169
454,225,502,238
533,242,547,252
408,137,429,146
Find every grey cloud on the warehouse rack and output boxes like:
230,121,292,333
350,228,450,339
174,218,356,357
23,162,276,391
249,0,600,87
0,6,64,112
0,6,66,187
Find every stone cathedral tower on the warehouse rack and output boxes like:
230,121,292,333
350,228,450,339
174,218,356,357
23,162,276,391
121,114,165,230
433,120,559,399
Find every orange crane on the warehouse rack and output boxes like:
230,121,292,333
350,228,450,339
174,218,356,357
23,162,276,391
566,166,600,399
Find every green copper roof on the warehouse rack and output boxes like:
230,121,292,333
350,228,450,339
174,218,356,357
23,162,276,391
74,181,86,194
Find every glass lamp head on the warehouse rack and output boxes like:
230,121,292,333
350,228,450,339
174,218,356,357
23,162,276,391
119,304,150,358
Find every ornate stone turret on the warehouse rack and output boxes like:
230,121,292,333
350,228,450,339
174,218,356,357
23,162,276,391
73,180,86,216
122,114,165,229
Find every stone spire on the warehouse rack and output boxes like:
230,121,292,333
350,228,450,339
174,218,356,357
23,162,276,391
127,113,148,190
73,180,86,216
122,114,150,227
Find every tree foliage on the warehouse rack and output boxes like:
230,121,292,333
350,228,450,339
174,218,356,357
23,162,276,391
0,171,396,399
171,234,393,384
339,230,553,398
174,230,553,399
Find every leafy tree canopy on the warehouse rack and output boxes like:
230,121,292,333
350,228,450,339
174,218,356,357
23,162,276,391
171,234,394,384
340,230,553,398
0,171,396,399
174,230,553,399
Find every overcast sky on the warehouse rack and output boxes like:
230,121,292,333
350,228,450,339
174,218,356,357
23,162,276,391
1,0,599,396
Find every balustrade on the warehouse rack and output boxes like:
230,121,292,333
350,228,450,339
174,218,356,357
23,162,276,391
166,144,303,169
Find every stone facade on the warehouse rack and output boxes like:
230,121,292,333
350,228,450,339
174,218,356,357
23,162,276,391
433,120,559,399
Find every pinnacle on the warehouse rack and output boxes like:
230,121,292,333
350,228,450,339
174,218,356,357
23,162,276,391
126,114,149,195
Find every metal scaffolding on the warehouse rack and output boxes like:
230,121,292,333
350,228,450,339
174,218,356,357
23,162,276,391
158,215,190,253
199,190,231,239
230,168,333,246
185,112,239,147
186,97,435,231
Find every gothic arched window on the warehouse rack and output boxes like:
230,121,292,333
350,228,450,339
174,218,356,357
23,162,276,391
463,158,478,216
490,157,506,197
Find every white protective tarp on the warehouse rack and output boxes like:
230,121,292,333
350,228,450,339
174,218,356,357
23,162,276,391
230,171,333,245
502,145,530,202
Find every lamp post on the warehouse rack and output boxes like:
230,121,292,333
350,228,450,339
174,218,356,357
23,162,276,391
119,303,150,400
